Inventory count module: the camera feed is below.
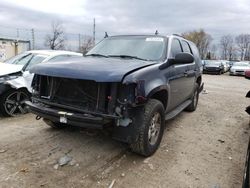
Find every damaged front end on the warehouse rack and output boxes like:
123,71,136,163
0,72,23,95
27,75,146,129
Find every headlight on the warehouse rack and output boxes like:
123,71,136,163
0,75,19,83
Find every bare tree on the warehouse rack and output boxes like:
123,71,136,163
182,29,212,59
79,36,94,55
220,35,234,60
210,44,218,59
45,21,65,50
235,34,250,60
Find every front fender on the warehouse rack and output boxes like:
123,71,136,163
122,63,169,97
5,76,32,93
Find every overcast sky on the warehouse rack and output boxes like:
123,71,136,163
1,0,250,47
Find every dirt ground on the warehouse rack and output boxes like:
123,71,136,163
0,74,249,188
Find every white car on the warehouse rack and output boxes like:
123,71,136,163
230,61,250,76
0,50,82,116
221,60,230,72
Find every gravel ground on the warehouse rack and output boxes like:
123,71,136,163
0,74,249,188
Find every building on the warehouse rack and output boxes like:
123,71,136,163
0,37,31,62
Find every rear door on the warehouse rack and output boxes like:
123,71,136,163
180,40,196,99
167,38,188,111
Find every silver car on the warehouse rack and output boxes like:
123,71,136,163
0,50,82,116
230,61,250,76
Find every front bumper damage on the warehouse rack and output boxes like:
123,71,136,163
26,99,140,143
26,100,120,129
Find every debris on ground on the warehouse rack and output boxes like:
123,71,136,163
143,158,150,164
0,149,7,153
108,179,116,188
148,163,154,170
121,173,125,177
58,155,72,166
218,139,225,143
40,182,48,187
228,156,232,160
20,167,29,173
53,164,59,170
202,89,209,94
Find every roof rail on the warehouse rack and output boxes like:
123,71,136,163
172,34,183,37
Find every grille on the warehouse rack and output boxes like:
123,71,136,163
36,76,112,113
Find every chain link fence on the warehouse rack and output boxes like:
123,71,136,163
0,25,92,52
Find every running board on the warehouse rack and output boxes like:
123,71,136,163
165,100,192,121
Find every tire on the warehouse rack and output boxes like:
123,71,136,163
185,83,199,112
43,118,67,129
130,99,165,157
0,89,30,117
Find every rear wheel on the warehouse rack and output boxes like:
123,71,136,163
130,99,165,157
0,89,30,117
185,84,199,112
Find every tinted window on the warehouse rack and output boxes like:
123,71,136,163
171,39,182,57
189,42,201,64
181,40,192,53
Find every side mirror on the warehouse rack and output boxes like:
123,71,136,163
174,52,194,64
159,52,194,70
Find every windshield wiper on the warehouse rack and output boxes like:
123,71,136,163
108,55,150,61
85,53,108,58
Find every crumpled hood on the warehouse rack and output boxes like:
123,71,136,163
30,57,157,82
0,63,23,76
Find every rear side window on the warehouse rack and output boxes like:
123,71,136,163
181,40,192,54
189,42,201,64
170,39,182,58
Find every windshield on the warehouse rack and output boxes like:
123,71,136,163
4,52,48,66
233,62,250,67
4,52,30,65
205,61,222,66
86,36,166,61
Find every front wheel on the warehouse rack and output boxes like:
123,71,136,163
0,89,30,117
130,99,165,157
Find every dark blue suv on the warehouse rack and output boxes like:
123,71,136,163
27,34,203,156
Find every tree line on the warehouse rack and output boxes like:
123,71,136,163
183,29,250,61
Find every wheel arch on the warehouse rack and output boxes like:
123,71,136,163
196,76,202,86
147,86,169,109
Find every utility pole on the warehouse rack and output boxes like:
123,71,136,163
93,18,96,45
31,28,35,50
78,34,81,51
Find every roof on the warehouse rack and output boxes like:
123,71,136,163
27,50,82,56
